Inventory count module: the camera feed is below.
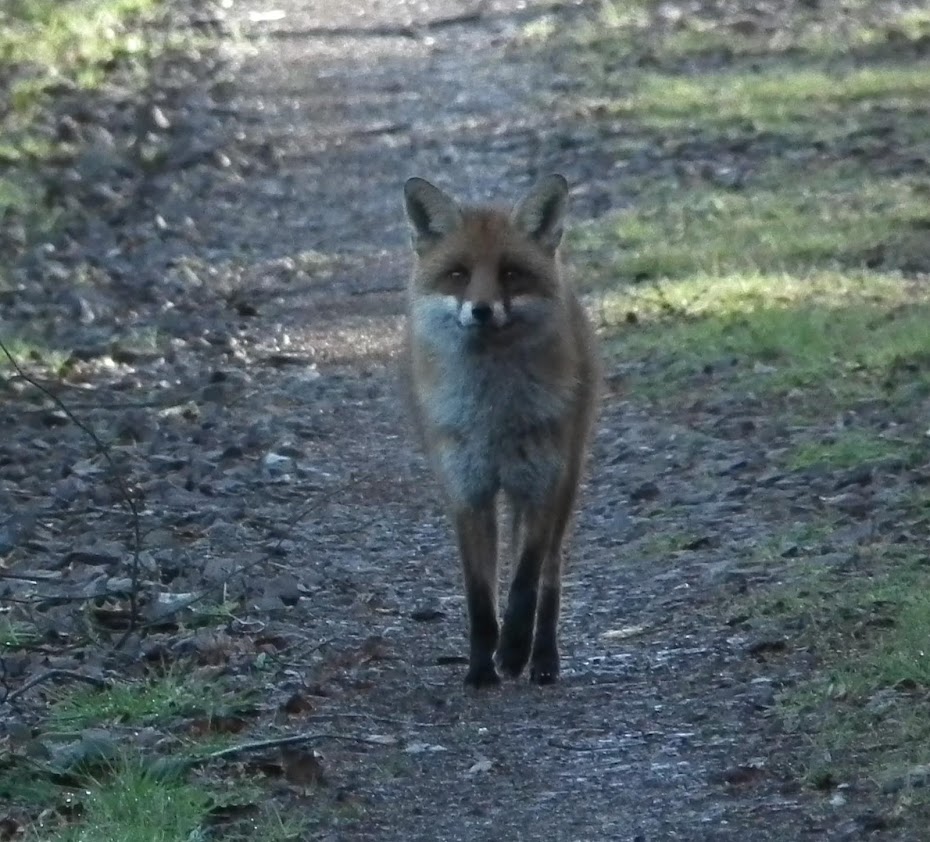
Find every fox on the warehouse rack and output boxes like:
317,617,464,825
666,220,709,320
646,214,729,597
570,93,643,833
401,173,600,688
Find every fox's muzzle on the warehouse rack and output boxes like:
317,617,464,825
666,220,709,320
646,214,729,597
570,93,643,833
458,300,509,329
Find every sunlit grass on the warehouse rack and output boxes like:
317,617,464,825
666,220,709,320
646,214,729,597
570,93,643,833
554,0,930,809
607,64,930,132
575,165,930,405
0,333,69,372
0,0,157,89
557,0,930,68
589,270,930,402
575,171,930,281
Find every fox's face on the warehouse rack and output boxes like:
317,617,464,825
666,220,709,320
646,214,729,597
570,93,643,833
404,176,570,346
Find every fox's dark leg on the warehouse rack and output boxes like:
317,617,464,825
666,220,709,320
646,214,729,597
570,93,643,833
531,468,582,685
454,505,500,688
498,502,551,678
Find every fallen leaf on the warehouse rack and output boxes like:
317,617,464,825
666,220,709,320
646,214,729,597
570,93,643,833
466,758,493,776
405,742,447,754
281,747,325,788
601,624,648,640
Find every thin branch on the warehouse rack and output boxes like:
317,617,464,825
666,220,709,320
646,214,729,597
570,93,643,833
308,712,442,729
195,731,397,765
3,669,109,706
0,339,144,642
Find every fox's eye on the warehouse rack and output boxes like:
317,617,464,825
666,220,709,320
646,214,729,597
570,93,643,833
447,268,468,283
501,266,527,285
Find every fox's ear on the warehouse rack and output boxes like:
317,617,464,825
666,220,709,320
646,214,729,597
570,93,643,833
512,174,569,253
404,177,462,252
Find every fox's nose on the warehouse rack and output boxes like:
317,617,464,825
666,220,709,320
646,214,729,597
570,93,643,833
471,302,493,324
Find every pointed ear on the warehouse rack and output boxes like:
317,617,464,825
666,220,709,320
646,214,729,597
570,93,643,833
511,174,569,253
403,177,463,253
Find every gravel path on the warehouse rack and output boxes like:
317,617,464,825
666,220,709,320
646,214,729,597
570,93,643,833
2,1,895,838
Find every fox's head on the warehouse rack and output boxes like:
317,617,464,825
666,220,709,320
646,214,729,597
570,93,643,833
403,175,570,343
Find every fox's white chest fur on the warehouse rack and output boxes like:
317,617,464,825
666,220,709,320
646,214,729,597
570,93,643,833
412,296,573,508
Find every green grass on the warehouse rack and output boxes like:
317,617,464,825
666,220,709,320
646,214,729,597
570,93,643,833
586,269,930,407
12,751,306,842
48,668,252,730
574,169,930,282
37,755,212,842
572,158,930,409
763,549,930,790
0,332,70,371
0,616,41,649
0,0,157,93
0,0,162,254
595,64,930,134
557,3,930,811
567,0,930,68
787,431,920,471
3,670,306,841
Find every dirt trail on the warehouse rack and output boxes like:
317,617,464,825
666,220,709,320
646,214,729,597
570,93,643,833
161,3,844,839
2,0,887,838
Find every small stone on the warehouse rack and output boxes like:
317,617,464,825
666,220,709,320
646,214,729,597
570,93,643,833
746,636,788,656
630,481,660,502
410,607,445,622
263,452,294,479
834,463,874,489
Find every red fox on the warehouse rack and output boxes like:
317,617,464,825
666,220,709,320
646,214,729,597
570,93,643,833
402,174,600,687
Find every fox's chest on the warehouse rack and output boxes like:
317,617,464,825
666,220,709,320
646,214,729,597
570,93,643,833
419,352,570,506
424,351,564,435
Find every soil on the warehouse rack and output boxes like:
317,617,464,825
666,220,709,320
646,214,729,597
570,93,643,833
0,1,921,839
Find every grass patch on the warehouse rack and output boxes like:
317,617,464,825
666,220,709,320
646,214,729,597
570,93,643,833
572,158,930,409
598,64,930,135
556,0,930,815
758,548,930,790
48,667,253,730
0,0,158,99
560,0,930,69
574,170,930,282
588,269,930,408
0,332,70,372
38,755,212,842
0,616,41,649
2,671,309,841
0,0,165,257
786,430,919,471
8,750,307,842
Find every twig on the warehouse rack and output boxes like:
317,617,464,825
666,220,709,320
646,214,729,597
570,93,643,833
308,712,442,729
196,731,395,764
0,339,144,643
3,669,109,706
0,572,63,582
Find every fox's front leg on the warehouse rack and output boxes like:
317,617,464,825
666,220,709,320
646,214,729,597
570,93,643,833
530,475,581,685
498,505,551,679
454,505,500,688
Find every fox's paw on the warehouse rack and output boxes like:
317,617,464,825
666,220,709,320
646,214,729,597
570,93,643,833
498,590,536,678
529,648,560,685
464,660,500,689
497,634,532,678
